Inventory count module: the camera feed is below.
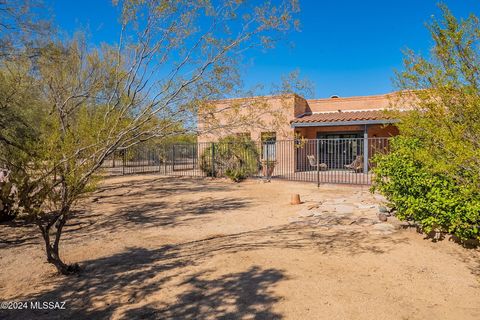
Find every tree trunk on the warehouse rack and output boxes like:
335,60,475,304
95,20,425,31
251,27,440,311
39,212,80,275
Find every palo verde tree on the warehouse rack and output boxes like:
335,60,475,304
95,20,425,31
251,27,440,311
0,0,51,57
372,4,480,242
0,0,51,222
0,0,300,274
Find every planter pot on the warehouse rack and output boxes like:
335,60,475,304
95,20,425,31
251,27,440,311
261,160,276,177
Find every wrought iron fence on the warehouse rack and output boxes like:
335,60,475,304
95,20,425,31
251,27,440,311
101,137,391,185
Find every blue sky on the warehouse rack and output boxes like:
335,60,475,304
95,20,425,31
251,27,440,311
52,0,480,98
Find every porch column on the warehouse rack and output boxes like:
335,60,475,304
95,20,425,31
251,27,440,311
363,125,368,174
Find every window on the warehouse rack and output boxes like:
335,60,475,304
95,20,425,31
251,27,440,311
236,132,251,139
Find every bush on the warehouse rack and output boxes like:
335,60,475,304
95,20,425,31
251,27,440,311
200,136,260,182
372,137,480,241
0,180,17,222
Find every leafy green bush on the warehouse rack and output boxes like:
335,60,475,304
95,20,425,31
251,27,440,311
200,136,260,182
372,137,480,241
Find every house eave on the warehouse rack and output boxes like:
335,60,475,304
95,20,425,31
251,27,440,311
291,119,399,128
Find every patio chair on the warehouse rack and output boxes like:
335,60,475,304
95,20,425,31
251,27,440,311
345,155,363,172
307,155,328,171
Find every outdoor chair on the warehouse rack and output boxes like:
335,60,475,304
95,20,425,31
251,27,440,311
345,155,363,172
307,155,328,171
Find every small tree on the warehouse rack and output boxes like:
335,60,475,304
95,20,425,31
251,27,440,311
0,0,301,274
200,136,260,181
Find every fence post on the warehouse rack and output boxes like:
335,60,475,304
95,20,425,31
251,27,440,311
211,142,215,177
266,142,270,181
316,139,320,187
122,149,126,175
164,145,168,175
172,145,175,172
363,132,369,174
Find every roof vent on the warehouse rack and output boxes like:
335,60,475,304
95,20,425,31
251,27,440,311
330,95,340,99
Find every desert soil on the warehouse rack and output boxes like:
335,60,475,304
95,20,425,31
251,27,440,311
0,174,479,320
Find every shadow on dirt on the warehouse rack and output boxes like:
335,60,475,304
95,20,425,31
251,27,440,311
3,222,408,320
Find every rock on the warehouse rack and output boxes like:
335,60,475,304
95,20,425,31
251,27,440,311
320,204,337,213
298,208,314,217
399,221,416,228
335,204,356,215
333,212,349,218
378,213,388,222
288,216,301,223
378,205,389,213
307,204,320,210
354,217,375,226
373,194,387,202
357,204,376,209
372,223,396,234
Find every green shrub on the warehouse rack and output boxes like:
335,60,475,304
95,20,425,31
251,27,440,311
200,136,260,182
372,137,480,241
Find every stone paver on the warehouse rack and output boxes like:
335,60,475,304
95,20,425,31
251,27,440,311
290,192,398,235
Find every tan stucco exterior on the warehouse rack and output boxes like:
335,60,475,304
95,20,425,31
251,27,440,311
198,92,402,142
197,92,407,175
198,94,306,142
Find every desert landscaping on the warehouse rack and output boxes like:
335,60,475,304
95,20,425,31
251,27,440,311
1,175,479,320
3,1,480,319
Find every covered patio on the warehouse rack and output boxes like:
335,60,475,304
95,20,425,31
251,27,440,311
290,110,398,175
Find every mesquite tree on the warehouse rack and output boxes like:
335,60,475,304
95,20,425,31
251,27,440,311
0,0,300,274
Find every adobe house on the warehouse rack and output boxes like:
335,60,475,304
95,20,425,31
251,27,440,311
197,92,408,175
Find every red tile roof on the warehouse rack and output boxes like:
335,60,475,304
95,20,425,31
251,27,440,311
291,110,395,124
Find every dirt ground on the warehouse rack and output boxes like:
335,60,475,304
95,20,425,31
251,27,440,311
1,174,479,320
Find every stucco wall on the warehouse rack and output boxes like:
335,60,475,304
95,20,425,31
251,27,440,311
306,94,393,113
198,94,304,143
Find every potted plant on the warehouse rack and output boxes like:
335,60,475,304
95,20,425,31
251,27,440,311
261,159,276,177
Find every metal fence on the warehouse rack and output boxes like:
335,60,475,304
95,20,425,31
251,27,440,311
101,138,391,185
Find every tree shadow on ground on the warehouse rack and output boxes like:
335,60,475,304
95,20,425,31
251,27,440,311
0,219,39,249
115,197,251,228
1,246,185,320
3,223,407,320
61,196,251,244
91,176,234,202
69,177,250,236
1,177,251,246
124,266,285,320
